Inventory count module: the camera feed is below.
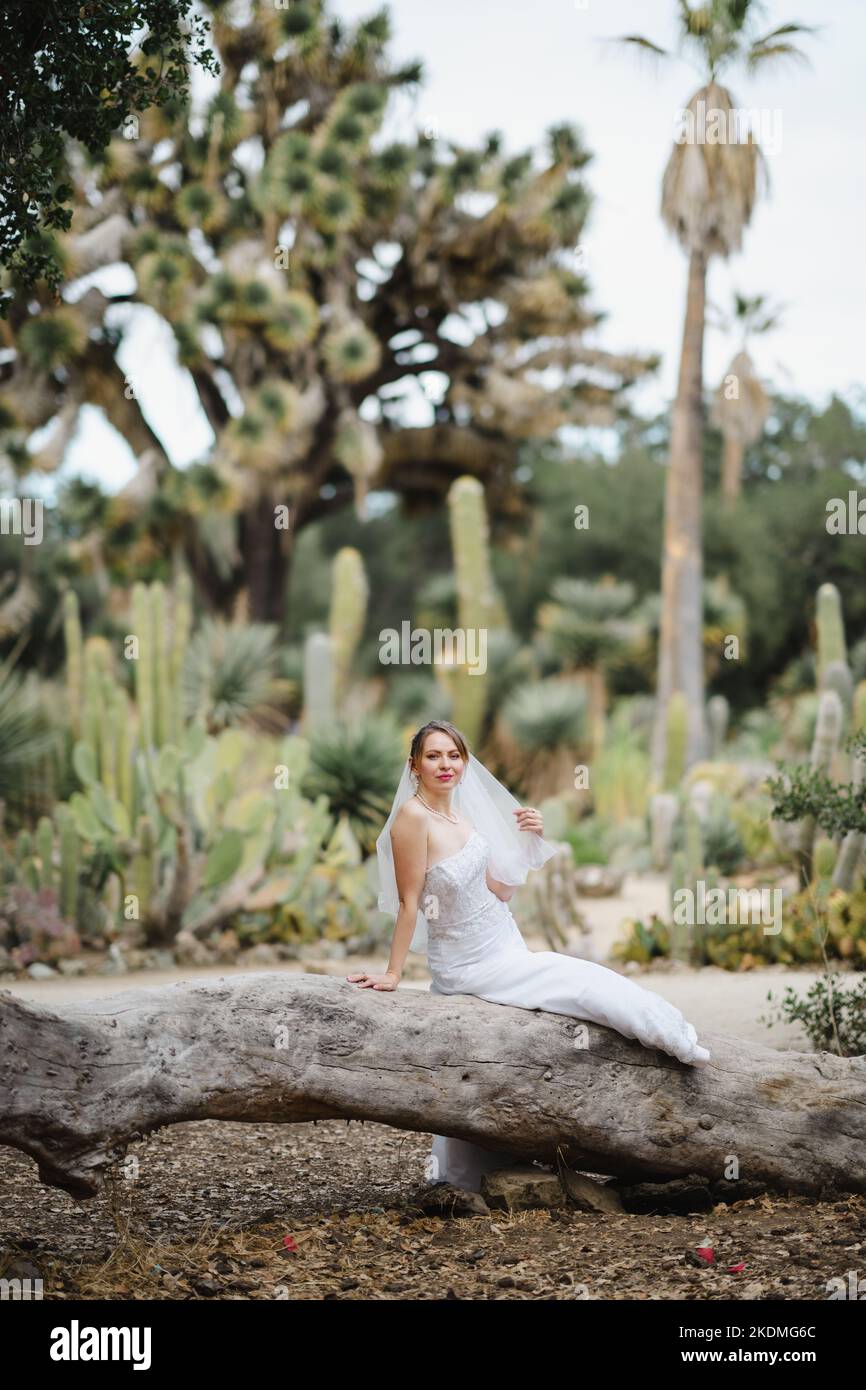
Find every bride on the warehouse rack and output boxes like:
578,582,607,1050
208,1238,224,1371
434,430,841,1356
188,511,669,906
346,719,711,1191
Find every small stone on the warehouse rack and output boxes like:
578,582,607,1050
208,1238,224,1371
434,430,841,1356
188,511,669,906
26,962,57,979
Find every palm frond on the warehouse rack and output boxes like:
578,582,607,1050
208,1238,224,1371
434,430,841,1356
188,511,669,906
746,29,814,71
612,34,671,60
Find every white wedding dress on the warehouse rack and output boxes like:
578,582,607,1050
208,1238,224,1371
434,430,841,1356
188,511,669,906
423,828,711,1191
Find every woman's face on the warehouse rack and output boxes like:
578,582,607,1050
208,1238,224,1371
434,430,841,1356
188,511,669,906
412,731,465,795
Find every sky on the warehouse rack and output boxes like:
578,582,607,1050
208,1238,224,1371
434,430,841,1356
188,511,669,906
56,0,866,493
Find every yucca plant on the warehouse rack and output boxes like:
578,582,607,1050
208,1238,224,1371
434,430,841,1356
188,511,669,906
182,620,290,733
302,717,405,854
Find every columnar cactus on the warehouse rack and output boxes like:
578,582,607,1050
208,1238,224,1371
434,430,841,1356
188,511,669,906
303,632,335,734
662,692,688,791
132,581,155,750
36,816,54,889
57,806,79,922
707,694,729,758
816,582,846,678
170,572,193,741
62,591,84,737
131,815,156,922
447,476,501,745
650,792,678,869
329,547,368,713
796,687,844,886
152,581,172,747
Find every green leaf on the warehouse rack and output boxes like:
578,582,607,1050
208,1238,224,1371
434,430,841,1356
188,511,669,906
202,830,244,889
69,792,103,842
155,744,183,793
72,741,98,786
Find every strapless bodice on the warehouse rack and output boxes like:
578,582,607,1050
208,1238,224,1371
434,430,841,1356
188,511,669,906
422,829,521,969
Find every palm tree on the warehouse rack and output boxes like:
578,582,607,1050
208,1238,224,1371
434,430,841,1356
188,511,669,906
616,2,814,780
710,291,779,501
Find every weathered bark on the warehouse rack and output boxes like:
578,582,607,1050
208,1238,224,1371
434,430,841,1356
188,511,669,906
2,974,865,1204
721,433,744,503
651,248,708,783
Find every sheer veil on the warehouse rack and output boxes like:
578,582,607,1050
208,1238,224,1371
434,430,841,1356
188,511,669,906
376,751,558,955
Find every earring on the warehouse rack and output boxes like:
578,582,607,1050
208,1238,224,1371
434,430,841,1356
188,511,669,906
410,771,419,789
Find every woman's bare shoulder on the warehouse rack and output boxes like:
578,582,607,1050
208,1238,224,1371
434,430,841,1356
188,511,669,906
392,799,427,837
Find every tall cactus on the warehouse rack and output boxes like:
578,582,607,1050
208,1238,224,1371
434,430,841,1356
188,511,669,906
131,815,156,922
662,692,688,791
447,476,500,746
57,806,79,922
329,547,368,714
97,669,117,800
62,590,84,737
170,572,193,741
707,694,729,757
796,687,843,886
833,680,866,891
152,581,172,748
303,632,335,734
132,581,155,750
816,582,846,679
36,816,54,889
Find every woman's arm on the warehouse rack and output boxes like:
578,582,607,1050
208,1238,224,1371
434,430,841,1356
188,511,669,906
485,805,545,902
348,804,427,990
486,868,516,901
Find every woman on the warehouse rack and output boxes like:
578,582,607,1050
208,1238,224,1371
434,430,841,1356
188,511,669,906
347,719,710,1190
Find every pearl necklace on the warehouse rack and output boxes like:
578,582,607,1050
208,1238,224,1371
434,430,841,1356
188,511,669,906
413,790,459,824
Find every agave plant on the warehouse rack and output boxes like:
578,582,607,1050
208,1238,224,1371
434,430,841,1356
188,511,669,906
502,678,588,753
302,717,405,854
0,663,60,825
182,620,291,733
500,678,588,802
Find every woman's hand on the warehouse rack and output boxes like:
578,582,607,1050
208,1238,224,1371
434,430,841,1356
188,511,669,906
514,806,544,835
346,970,401,991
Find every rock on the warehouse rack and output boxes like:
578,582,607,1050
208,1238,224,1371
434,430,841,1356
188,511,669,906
123,949,152,971
26,962,57,980
481,1165,567,1212
174,930,217,967
146,950,177,970
559,1169,624,1214
415,1183,489,1218
215,929,241,962
709,1178,770,1204
317,939,349,960
56,958,88,977
236,943,280,967
574,865,626,898
97,943,128,975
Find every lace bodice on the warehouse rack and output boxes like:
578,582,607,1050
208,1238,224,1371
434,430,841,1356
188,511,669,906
423,829,517,964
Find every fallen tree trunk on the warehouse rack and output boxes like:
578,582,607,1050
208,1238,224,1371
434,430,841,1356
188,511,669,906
1,973,864,1201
